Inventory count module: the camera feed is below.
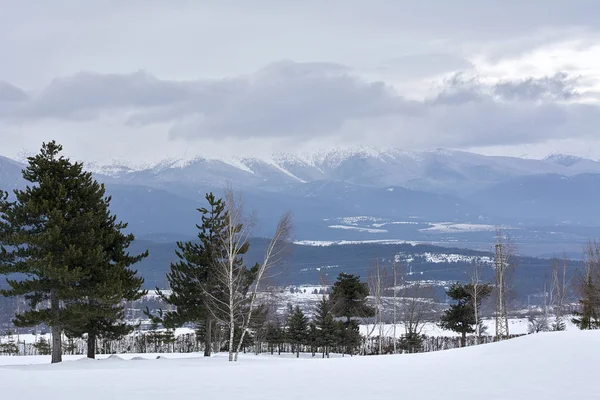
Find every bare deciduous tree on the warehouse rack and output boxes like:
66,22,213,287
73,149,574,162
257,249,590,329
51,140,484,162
205,188,253,362
392,261,402,354
234,212,292,361
573,240,600,329
399,281,435,353
550,256,569,331
367,260,387,354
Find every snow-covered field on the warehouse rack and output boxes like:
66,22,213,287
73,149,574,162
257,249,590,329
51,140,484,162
360,317,579,337
1,331,599,399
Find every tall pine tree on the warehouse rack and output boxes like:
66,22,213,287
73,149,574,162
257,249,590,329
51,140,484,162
287,305,308,358
64,199,148,359
149,193,228,357
0,141,147,363
313,297,337,358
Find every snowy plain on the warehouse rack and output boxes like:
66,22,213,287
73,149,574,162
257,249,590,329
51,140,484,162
1,331,599,400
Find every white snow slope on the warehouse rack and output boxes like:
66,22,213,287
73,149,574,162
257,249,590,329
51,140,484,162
1,331,599,400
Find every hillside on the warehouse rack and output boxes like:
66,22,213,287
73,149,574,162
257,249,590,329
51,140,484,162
0,331,598,399
125,239,579,299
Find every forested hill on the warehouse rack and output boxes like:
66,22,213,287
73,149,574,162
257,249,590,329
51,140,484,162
127,239,583,299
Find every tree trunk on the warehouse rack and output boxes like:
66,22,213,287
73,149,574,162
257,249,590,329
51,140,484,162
296,347,300,358
228,322,235,362
87,332,97,359
50,292,62,364
204,317,212,357
461,332,466,348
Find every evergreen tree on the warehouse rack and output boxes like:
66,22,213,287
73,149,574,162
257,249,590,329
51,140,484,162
307,322,318,357
313,297,337,358
572,274,600,330
265,319,284,355
329,273,375,322
439,282,492,347
63,189,148,359
337,319,362,356
0,141,146,363
149,193,228,357
287,306,308,358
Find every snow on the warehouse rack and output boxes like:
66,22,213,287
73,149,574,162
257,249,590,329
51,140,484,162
327,225,388,233
1,331,599,399
420,222,501,233
294,239,422,246
422,252,494,264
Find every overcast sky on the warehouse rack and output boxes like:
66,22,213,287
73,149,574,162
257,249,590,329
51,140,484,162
2,0,600,166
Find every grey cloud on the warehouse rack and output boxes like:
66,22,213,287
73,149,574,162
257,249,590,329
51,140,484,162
493,73,580,101
27,71,193,119
168,61,418,139
1,62,599,151
379,53,473,78
433,72,581,105
0,82,28,102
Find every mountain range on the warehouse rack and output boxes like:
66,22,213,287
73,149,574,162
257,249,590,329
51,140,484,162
2,147,600,255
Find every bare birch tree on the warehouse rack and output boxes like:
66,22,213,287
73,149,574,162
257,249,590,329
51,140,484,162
392,261,402,354
234,212,292,361
204,188,254,362
367,260,386,354
468,259,492,339
550,256,569,331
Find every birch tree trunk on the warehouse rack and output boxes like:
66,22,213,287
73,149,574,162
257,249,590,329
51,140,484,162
234,212,291,361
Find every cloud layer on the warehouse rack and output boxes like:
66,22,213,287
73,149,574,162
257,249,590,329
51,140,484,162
0,62,597,155
2,1,600,163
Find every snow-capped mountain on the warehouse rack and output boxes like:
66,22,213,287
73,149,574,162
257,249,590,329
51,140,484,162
86,147,600,195
4,147,600,244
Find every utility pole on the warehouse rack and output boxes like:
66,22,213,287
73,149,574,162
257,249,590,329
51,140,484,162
494,243,509,340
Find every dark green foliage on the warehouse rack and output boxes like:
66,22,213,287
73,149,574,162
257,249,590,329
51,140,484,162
313,297,337,358
0,141,147,362
63,189,148,359
307,322,319,356
572,276,600,330
329,273,375,322
265,319,284,355
149,193,228,356
439,282,491,347
287,305,308,358
337,320,362,356
33,338,51,355
400,332,424,354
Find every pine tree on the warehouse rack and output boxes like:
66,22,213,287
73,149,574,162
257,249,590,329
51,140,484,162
337,319,362,356
439,282,491,347
265,319,284,355
149,193,228,357
329,273,375,323
287,306,308,358
64,204,148,359
313,297,337,358
572,275,600,330
0,141,148,362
